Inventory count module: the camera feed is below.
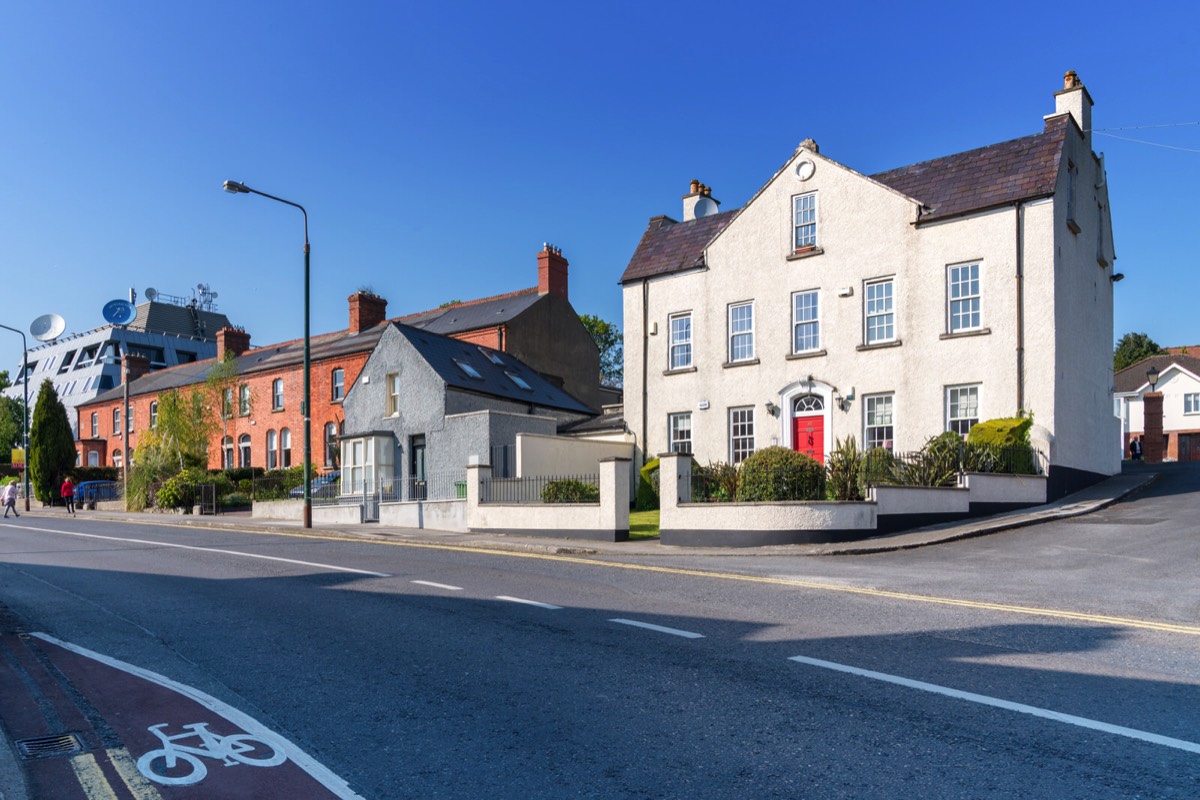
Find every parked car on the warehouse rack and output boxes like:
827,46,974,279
74,480,120,505
289,471,340,499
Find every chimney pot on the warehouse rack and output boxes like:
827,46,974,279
689,179,700,194
1064,70,1080,90
216,327,252,360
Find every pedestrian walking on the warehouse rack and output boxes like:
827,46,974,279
1129,438,1142,461
1,482,18,518
60,476,76,516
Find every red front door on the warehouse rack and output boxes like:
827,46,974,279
792,414,825,463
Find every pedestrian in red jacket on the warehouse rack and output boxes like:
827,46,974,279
60,477,76,516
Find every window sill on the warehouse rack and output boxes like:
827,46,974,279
785,246,825,262
662,366,697,376
786,349,827,361
722,358,760,369
271,407,285,413
856,339,902,351
331,398,344,405
939,327,991,341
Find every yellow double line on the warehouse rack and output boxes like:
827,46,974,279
70,747,161,800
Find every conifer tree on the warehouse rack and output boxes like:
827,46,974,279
29,379,76,503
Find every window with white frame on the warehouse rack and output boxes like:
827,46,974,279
792,290,820,353
221,437,233,469
1186,393,1200,414
112,408,120,434
864,394,894,451
386,372,402,416
948,263,981,333
272,378,284,410
332,368,345,401
728,302,755,363
222,388,233,418
238,385,251,416
729,406,755,464
238,434,252,467
325,423,339,466
668,412,692,455
280,428,292,468
149,401,158,430
793,192,817,249
865,278,895,345
128,406,134,433
90,412,98,438
668,313,692,370
946,385,980,435
267,429,278,470
112,449,122,468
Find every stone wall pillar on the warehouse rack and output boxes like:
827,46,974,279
1143,392,1164,464
598,457,631,539
465,459,492,529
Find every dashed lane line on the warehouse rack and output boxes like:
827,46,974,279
789,654,1200,756
412,580,463,591
8,520,1199,636
1,524,390,578
610,619,705,639
497,596,563,610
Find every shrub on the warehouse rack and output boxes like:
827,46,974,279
70,466,120,483
735,447,825,502
156,467,208,509
967,418,1035,474
894,434,961,487
862,447,896,487
541,478,600,503
693,461,738,502
825,436,865,501
220,492,251,508
968,417,1032,447
636,458,660,510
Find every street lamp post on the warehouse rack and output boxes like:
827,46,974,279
0,323,31,511
223,180,313,528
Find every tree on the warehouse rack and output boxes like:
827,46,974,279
1114,332,1165,372
0,370,10,390
0,395,25,464
29,380,75,503
580,314,623,387
204,353,244,469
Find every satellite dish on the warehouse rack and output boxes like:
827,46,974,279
102,299,137,326
145,287,158,301
30,313,66,342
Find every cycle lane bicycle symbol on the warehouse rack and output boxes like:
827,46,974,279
136,721,288,786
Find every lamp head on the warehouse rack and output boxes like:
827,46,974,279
1147,365,1159,391
223,180,250,194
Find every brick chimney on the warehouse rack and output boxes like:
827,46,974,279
216,327,251,360
682,180,720,222
349,291,388,333
1053,69,1092,144
537,244,569,300
123,354,151,384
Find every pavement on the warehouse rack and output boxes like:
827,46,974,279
0,466,1160,798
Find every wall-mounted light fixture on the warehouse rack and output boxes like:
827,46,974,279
1110,272,1125,283
834,386,856,412
765,401,779,417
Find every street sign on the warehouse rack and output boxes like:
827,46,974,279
10,448,24,467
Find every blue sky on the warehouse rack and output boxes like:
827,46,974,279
2,1,1198,375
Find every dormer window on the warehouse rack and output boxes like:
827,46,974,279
454,360,482,380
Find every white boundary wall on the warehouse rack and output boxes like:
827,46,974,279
379,499,467,531
516,433,635,477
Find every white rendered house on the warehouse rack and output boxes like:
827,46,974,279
1114,354,1200,462
620,72,1119,499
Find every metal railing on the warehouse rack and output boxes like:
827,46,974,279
481,474,599,504
864,443,1044,488
342,471,467,504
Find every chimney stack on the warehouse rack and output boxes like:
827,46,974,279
349,291,388,333
1052,69,1092,144
682,180,720,221
216,327,251,361
123,353,151,384
537,244,569,300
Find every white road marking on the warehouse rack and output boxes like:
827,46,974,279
411,580,463,591
1,524,389,577
609,619,705,639
789,654,1200,755
33,633,366,799
497,595,562,610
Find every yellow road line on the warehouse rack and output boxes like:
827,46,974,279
93,516,1200,637
108,747,164,800
70,752,119,800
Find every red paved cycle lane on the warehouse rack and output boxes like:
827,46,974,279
1,629,363,799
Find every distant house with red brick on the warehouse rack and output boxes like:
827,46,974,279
75,246,602,470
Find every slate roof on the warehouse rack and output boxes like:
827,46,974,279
1113,355,1200,393
871,115,1069,222
397,288,542,334
130,301,231,342
392,324,594,415
619,211,739,284
620,116,1071,283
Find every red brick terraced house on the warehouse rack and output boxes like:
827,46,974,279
75,246,602,472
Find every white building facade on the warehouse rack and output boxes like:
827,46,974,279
621,73,1119,499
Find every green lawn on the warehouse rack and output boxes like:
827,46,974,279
629,509,660,540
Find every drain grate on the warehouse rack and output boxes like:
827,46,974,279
15,732,85,760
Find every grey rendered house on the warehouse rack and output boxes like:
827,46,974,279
338,322,594,511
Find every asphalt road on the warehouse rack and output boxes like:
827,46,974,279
1,472,1198,798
